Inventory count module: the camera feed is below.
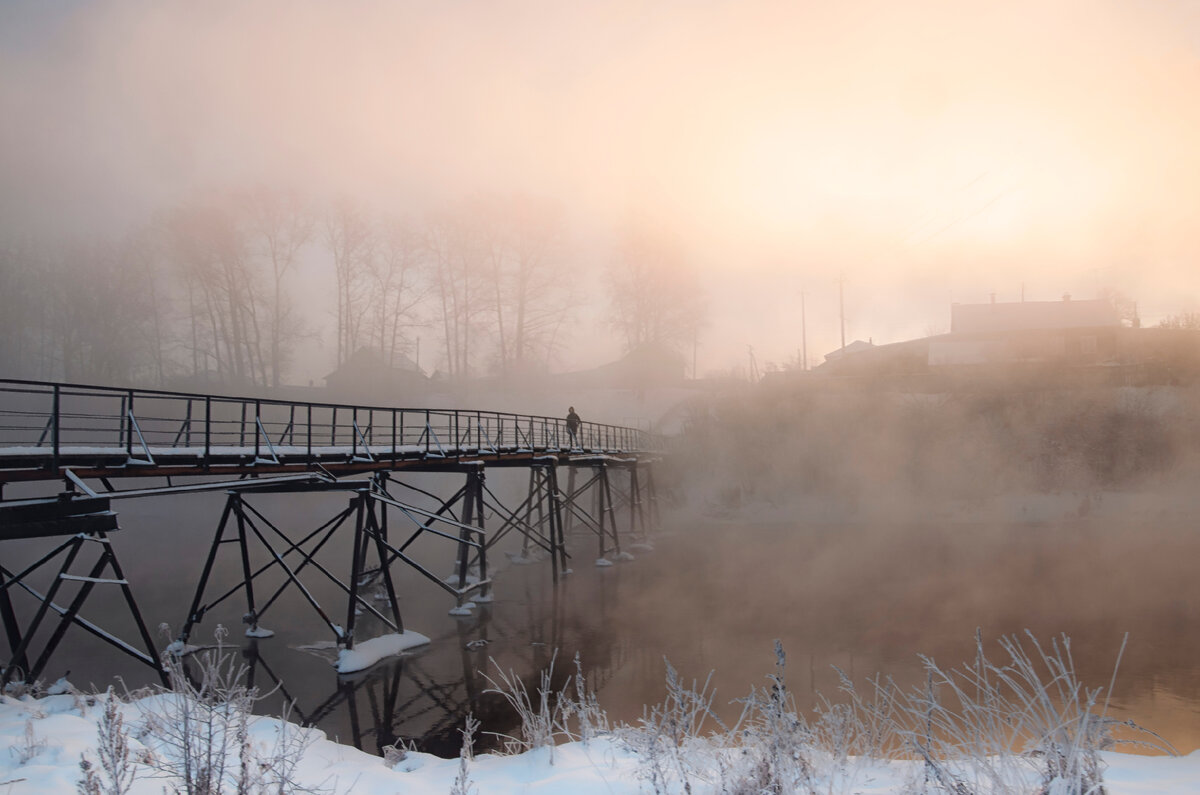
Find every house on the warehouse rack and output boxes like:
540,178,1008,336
324,347,428,403
821,339,876,364
557,341,688,390
810,296,1139,384
932,297,1121,367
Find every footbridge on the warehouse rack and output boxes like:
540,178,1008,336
0,379,666,687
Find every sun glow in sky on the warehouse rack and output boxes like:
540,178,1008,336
3,0,1200,372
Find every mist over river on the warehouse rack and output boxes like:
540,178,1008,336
9,472,1198,758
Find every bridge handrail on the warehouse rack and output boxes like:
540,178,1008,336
0,378,667,474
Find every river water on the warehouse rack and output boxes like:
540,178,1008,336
6,475,1199,757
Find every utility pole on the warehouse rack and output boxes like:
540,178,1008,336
838,276,846,352
800,289,808,370
692,327,698,381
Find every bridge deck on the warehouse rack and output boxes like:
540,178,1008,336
0,379,663,484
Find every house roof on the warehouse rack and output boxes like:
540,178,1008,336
950,299,1119,333
324,347,425,382
823,339,875,362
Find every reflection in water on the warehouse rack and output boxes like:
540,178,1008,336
15,483,1200,758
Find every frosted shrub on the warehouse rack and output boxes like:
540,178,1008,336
727,641,813,794
894,631,1172,794
483,653,572,759
496,634,1162,795
563,652,609,744
450,713,480,795
133,626,321,795
621,659,725,795
77,690,136,795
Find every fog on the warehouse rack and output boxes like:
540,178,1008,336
4,1,1200,380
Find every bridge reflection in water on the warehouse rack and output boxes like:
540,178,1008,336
225,577,630,758
0,379,662,698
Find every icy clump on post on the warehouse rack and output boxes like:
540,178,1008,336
335,631,430,673
448,602,476,616
245,626,275,638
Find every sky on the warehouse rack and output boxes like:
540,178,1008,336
3,0,1200,374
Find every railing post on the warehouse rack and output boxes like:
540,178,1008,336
118,393,127,447
51,384,60,474
331,406,337,448
306,404,312,464
425,409,431,456
352,407,358,459
254,399,261,461
126,390,135,459
184,398,193,447
204,396,211,467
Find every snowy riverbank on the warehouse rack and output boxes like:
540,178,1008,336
2,682,1197,794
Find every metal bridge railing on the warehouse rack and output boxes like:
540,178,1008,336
0,379,666,476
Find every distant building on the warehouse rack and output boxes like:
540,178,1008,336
805,295,1162,384
949,297,1119,334
821,339,875,364
324,347,427,403
934,297,1121,367
557,341,687,389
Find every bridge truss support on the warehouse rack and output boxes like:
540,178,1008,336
606,459,661,550
1,521,165,686
180,475,495,648
562,457,661,564
178,488,405,650
562,458,624,565
481,458,570,582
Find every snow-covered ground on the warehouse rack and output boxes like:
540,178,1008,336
1,686,1196,794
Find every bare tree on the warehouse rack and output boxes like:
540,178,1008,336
0,238,48,379
426,207,486,379
1157,311,1200,330
476,195,577,378
242,187,313,386
325,198,375,368
368,216,427,369
162,199,269,386
44,239,163,385
606,222,707,353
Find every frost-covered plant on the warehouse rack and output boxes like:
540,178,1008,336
77,690,136,795
562,652,609,744
728,641,813,794
12,719,46,765
894,630,1172,794
483,653,571,759
381,739,416,769
621,658,725,795
136,625,320,795
825,668,902,762
450,713,480,795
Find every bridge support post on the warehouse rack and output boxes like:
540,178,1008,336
452,468,488,609
628,463,646,544
178,490,402,650
2,530,165,687
561,458,622,565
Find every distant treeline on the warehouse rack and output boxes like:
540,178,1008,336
0,189,705,389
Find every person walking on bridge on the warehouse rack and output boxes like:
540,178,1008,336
566,406,581,448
